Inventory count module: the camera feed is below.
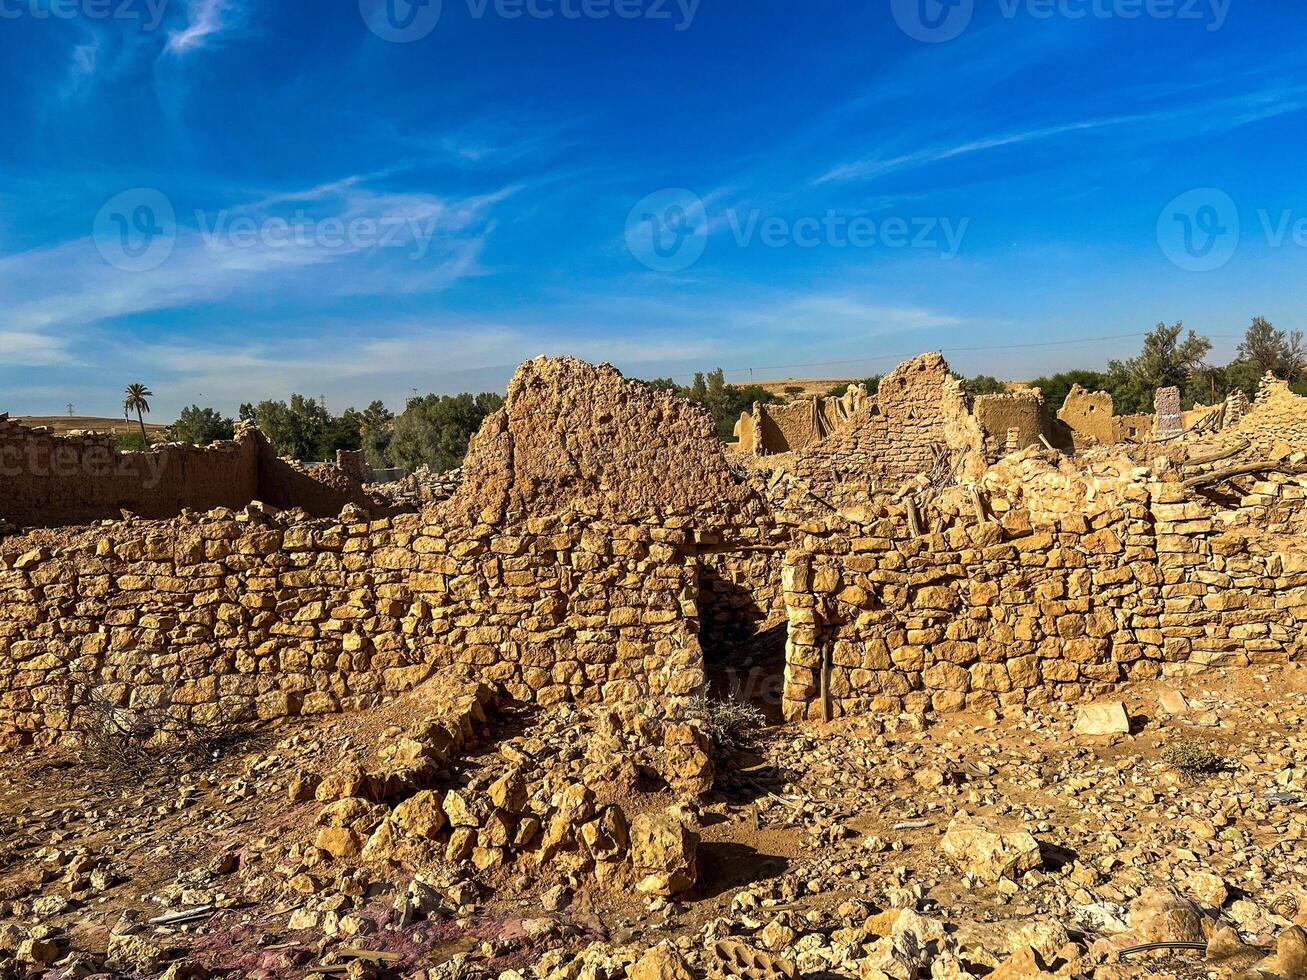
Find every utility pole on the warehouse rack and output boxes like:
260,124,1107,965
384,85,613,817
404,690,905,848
66,403,75,417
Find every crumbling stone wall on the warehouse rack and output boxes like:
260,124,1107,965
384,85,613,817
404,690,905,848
0,417,371,529
787,353,985,501
1057,385,1116,448
448,357,761,525
752,396,861,455
0,508,702,745
1228,375,1307,455
779,484,1304,720
973,389,1047,459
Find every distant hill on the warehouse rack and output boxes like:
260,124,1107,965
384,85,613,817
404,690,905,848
750,378,855,400
16,416,171,439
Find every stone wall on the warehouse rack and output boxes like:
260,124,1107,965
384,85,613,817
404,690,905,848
787,353,986,501
0,417,372,529
0,507,703,745
778,483,1305,720
1228,375,1307,455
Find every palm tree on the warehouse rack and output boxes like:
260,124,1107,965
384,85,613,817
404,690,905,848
123,384,154,449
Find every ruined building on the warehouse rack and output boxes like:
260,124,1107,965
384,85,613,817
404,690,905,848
2,352,1305,745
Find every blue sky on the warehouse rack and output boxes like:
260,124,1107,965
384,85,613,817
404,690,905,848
2,0,1306,418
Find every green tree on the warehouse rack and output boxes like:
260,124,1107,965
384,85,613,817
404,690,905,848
387,392,504,471
1107,322,1212,413
1235,316,1305,384
171,405,235,446
959,374,1007,397
317,407,364,459
360,400,395,468
240,394,333,460
122,383,154,448
688,373,708,403
784,385,805,397
825,376,882,398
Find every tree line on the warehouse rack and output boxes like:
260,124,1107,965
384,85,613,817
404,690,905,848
156,392,503,473
140,315,1302,468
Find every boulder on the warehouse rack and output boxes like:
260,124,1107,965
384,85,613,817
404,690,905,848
1127,889,1206,946
1073,702,1131,736
939,817,1042,883
628,942,694,980
392,790,448,839
629,813,698,895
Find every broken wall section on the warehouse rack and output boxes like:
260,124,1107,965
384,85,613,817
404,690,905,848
973,389,1048,460
445,357,762,526
736,386,870,456
786,353,986,503
779,482,1305,720
0,418,373,529
0,508,703,745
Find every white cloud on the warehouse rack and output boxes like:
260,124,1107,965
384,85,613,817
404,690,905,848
167,0,240,55
0,178,510,336
0,330,72,367
814,87,1307,186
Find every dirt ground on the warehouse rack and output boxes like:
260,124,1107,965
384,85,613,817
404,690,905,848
0,663,1303,978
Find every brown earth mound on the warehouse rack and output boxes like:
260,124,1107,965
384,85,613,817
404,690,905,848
442,356,759,523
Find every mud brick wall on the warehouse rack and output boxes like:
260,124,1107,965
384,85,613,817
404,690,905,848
973,390,1047,459
0,416,260,527
788,353,985,501
0,510,703,745
753,399,851,455
779,483,1306,720
0,418,372,529
1057,385,1116,448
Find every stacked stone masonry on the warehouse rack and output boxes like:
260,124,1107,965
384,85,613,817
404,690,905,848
779,482,1306,720
0,508,703,744
2,353,1306,742
788,353,986,502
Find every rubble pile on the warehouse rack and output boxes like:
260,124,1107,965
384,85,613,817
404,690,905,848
369,467,465,510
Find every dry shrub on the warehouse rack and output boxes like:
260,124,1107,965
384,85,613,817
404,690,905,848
49,651,236,778
1162,738,1225,779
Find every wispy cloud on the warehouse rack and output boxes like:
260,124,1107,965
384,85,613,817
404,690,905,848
814,86,1307,186
0,330,72,368
167,0,241,55
0,177,511,337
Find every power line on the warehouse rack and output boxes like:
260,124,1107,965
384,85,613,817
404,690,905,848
716,332,1237,381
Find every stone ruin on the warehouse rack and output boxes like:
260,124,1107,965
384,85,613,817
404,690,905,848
4,351,1307,979
3,350,1306,744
